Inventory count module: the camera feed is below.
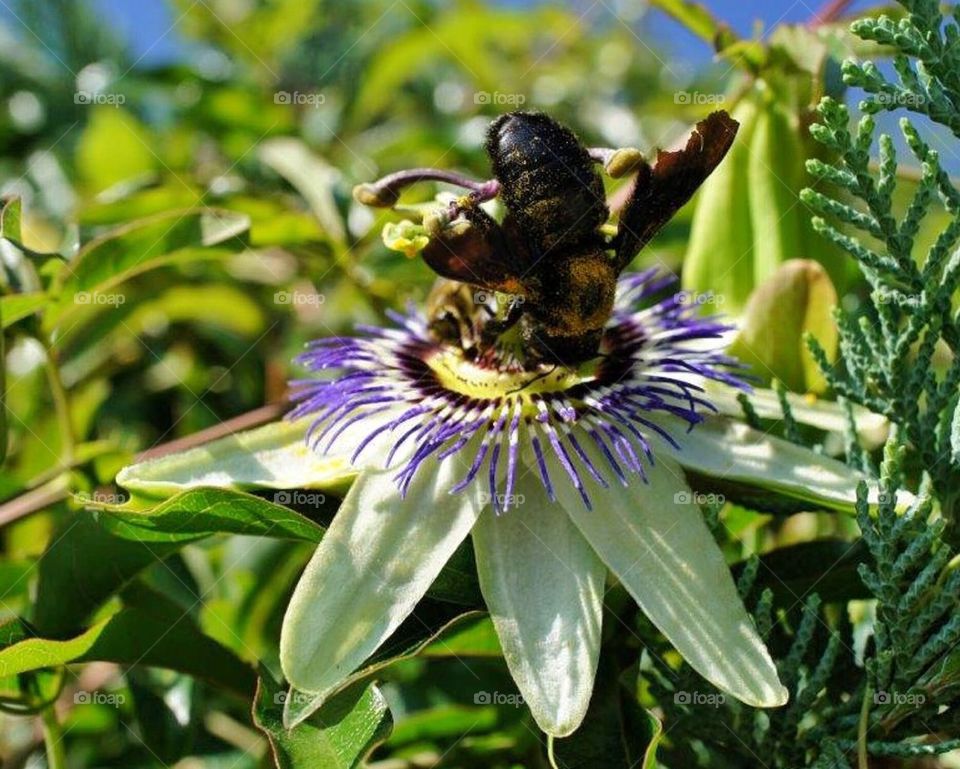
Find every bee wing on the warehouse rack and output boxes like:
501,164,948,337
421,205,527,294
613,110,739,271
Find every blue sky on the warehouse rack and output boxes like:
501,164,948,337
75,0,876,68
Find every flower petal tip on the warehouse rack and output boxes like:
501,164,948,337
280,685,326,730
540,712,589,739
736,681,790,709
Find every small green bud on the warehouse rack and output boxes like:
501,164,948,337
727,260,838,394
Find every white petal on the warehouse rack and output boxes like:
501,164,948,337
116,417,356,499
648,412,906,511
280,460,482,724
472,463,605,737
554,449,787,708
707,386,889,448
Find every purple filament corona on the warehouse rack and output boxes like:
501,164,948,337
288,270,747,512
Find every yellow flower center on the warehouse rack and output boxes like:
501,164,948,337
427,347,595,404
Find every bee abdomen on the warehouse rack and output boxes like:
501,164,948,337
486,112,608,252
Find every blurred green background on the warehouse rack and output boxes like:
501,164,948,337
0,1,936,767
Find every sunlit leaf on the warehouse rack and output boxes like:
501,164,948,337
45,208,251,331
0,292,48,329
259,138,345,242
75,107,157,193
647,0,736,49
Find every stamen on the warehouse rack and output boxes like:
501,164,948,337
290,270,744,510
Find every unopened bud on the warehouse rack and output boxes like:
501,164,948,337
728,259,838,394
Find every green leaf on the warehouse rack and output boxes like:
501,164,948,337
734,540,870,603
646,0,735,49
747,97,806,288
419,613,500,658
75,107,156,193
351,8,575,122
126,283,266,336
284,608,493,728
79,184,205,227
116,418,354,502
384,704,501,747
254,674,392,769
0,608,255,696
1,292,48,329
92,487,328,543
259,138,345,242
1,196,22,240
0,617,31,648
682,95,758,312
425,539,483,607
33,511,183,637
552,658,662,769
45,208,250,331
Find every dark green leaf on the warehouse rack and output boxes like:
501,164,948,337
734,540,870,603
33,511,183,637
0,608,255,696
254,673,392,769
93,487,327,543
552,658,662,769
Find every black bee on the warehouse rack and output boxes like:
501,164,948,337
354,110,738,366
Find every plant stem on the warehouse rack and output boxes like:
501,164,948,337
0,402,287,528
41,338,74,464
857,684,871,769
41,706,67,769
809,0,854,26
547,735,560,769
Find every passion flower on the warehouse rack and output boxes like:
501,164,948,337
280,268,788,737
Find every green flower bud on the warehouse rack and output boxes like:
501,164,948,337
727,259,838,394
749,86,805,287
683,92,760,313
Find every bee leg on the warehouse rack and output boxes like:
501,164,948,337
353,168,500,208
588,147,646,179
